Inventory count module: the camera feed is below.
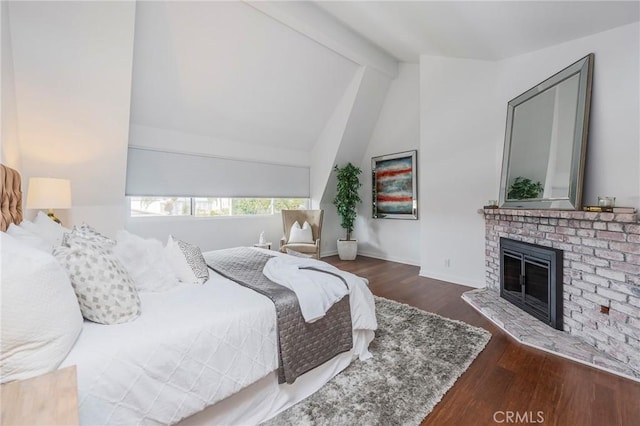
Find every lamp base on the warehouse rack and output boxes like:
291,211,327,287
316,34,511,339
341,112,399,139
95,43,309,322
47,209,62,224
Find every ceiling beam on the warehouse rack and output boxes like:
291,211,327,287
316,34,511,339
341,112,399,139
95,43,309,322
245,1,398,79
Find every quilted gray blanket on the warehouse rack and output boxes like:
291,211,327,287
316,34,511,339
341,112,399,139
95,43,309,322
205,247,353,384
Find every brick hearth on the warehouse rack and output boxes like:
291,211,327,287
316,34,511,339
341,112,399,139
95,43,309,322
482,208,640,374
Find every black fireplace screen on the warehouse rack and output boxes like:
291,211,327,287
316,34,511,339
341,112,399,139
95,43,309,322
500,238,563,330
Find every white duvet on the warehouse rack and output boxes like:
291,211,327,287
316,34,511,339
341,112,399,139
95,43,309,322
60,249,377,425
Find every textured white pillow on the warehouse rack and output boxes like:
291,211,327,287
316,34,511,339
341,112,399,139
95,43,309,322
113,230,178,292
0,233,83,384
164,235,209,284
53,238,141,325
63,224,114,247
288,221,314,244
6,223,52,253
19,220,52,244
33,211,68,246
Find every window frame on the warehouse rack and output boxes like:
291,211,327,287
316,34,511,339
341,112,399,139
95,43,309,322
128,196,309,219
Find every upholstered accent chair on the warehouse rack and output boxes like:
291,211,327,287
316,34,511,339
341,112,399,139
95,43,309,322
279,210,323,259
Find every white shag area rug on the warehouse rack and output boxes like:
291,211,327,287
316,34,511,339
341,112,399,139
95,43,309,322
264,296,491,425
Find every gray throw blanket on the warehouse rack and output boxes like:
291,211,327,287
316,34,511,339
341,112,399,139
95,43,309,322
205,248,353,384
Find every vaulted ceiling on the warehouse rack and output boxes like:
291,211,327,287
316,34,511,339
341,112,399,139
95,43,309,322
316,1,640,62
129,1,640,162
130,1,362,153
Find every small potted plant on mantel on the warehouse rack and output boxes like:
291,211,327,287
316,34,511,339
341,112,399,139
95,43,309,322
333,163,362,260
508,176,544,200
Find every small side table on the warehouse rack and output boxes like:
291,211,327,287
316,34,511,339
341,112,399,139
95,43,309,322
1,366,79,426
253,242,272,250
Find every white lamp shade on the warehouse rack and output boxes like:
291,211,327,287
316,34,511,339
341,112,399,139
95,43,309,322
26,178,72,209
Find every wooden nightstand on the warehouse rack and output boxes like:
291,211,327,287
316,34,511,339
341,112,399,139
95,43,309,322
1,366,79,426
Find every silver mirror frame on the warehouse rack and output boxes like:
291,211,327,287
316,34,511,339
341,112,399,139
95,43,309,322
499,54,594,210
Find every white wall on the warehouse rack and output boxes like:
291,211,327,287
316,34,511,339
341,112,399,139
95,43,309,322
318,67,391,256
310,67,365,205
419,22,640,288
7,1,136,236
1,1,21,171
420,57,501,287
129,124,309,167
354,63,420,265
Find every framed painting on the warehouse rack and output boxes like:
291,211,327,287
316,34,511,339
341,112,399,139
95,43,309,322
372,150,418,219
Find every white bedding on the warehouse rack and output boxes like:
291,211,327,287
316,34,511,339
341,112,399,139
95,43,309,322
60,249,377,425
263,256,350,322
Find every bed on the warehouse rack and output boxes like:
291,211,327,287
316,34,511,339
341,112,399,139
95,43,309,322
0,164,378,425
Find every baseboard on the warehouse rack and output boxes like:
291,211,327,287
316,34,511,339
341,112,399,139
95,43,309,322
357,251,420,267
320,250,420,266
419,268,485,289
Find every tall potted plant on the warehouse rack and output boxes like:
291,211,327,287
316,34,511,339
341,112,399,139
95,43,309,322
333,163,362,260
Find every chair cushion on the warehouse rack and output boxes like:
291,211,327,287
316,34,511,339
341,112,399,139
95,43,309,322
285,248,314,258
282,242,317,253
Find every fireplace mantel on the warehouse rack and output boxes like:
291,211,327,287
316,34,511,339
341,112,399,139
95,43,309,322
482,207,640,375
481,207,637,224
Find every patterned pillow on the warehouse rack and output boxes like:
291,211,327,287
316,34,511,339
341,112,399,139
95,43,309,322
62,224,114,248
53,238,141,325
165,235,209,284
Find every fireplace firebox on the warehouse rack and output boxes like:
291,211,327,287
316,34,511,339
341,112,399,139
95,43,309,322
500,238,563,330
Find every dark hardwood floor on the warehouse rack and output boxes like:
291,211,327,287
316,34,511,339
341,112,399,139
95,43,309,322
324,255,640,426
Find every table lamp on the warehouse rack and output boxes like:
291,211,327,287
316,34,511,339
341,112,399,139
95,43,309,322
26,177,72,224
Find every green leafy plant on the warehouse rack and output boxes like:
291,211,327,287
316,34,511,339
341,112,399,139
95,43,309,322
333,163,362,241
508,177,544,200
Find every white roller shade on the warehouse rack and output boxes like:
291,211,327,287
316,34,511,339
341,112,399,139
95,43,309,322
125,148,310,198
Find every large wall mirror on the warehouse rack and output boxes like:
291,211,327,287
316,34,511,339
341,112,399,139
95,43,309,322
499,54,594,210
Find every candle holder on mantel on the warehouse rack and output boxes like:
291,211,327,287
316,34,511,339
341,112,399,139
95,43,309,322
598,196,616,208
483,200,499,209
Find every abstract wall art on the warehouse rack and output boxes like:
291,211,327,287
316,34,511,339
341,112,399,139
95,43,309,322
372,150,418,219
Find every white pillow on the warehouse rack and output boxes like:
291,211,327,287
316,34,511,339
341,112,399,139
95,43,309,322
288,221,314,244
113,230,179,292
164,235,209,284
19,220,49,241
5,223,52,253
0,233,83,384
62,224,114,248
33,211,68,246
53,238,141,325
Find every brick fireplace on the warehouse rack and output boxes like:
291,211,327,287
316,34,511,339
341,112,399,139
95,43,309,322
484,208,640,373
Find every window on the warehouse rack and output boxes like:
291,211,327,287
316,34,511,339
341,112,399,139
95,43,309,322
130,197,192,217
130,197,309,217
